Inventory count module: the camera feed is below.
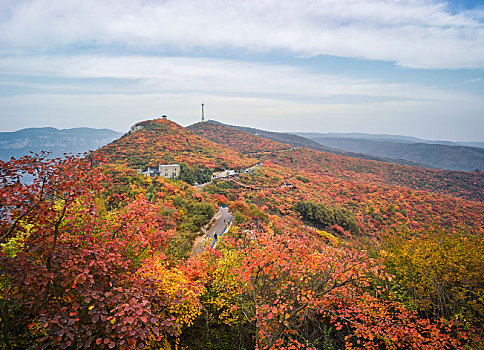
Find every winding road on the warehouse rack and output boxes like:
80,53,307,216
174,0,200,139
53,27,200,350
192,206,233,256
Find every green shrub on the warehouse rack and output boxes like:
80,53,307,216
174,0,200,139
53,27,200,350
293,200,360,235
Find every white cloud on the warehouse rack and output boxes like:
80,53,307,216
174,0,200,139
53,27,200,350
0,0,483,68
2,54,482,139
0,55,470,102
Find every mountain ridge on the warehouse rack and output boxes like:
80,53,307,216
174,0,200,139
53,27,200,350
201,120,434,168
197,121,483,171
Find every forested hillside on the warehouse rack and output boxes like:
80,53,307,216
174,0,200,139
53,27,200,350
1,117,483,349
189,121,484,202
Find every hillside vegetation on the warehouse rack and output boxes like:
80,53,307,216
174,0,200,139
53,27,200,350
101,118,255,170
1,117,483,349
190,121,484,202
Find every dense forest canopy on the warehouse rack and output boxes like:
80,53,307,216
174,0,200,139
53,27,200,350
1,118,482,349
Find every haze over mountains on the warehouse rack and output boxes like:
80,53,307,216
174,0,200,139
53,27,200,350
2,121,483,172
0,127,122,161
299,134,484,172
296,132,484,149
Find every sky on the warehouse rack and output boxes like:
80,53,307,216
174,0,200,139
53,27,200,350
0,0,483,141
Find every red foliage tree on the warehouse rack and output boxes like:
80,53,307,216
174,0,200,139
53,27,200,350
0,154,178,349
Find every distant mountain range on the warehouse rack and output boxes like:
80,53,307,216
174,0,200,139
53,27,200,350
294,132,484,172
0,127,123,161
295,132,484,149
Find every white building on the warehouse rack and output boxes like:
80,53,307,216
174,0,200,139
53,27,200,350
143,164,180,178
129,124,144,133
211,169,236,180
159,164,180,178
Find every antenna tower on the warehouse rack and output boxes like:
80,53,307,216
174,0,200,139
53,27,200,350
201,103,205,122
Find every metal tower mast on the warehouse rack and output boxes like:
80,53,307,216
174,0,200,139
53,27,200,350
201,103,205,122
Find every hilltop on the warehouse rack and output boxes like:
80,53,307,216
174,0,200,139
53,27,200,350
99,118,255,170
